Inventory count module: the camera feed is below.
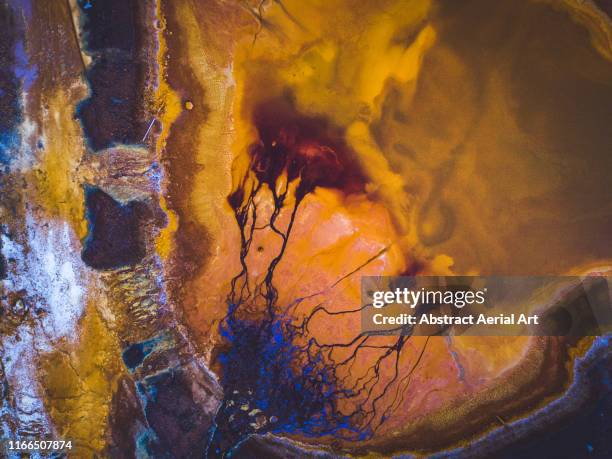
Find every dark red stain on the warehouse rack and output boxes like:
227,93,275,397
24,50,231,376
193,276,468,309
243,97,366,203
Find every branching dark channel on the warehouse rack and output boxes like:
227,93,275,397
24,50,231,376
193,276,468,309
206,100,428,458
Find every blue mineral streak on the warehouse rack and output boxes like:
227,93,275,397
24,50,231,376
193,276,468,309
206,302,370,457
0,47,21,166
122,333,171,372
0,1,36,166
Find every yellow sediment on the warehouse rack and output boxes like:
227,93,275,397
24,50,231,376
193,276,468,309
230,0,435,240
34,87,88,239
40,301,123,457
154,0,182,260
168,1,236,240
